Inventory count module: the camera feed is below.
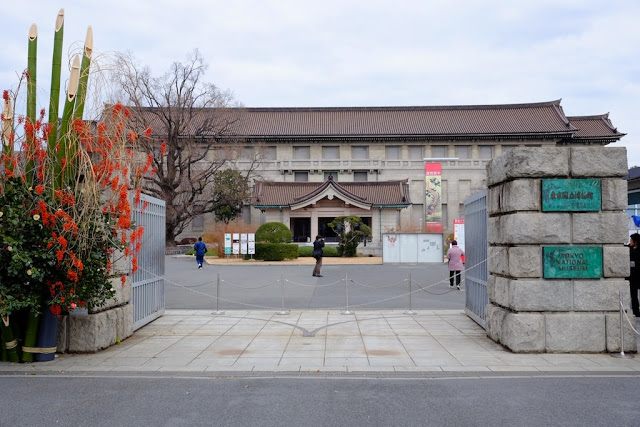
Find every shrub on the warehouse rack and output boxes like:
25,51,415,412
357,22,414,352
255,222,292,243
298,245,339,257
255,243,298,261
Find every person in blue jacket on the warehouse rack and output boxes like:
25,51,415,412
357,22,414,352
194,237,207,269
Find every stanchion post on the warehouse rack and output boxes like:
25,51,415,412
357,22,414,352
277,273,289,315
213,272,225,315
342,272,353,315
611,290,634,358
404,272,417,315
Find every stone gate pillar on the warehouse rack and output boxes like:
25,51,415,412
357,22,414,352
485,147,635,353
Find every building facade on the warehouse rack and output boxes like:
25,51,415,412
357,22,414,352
169,100,624,251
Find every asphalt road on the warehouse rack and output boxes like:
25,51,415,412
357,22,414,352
2,372,639,426
164,256,466,311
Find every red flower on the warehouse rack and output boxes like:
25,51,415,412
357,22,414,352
160,142,166,156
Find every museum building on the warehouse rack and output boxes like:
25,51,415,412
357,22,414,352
157,99,624,250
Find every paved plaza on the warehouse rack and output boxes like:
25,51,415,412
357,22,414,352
2,256,640,375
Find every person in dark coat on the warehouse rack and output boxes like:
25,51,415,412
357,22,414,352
194,237,207,270
627,233,640,316
446,240,465,290
312,235,325,277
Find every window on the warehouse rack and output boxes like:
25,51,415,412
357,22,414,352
386,146,400,160
323,146,339,159
261,146,277,160
324,171,338,181
455,145,469,159
442,204,448,226
240,146,255,160
353,171,368,182
479,146,493,159
294,146,310,159
352,146,369,160
192,215,204,232
409,145,423,160
294,171,308,182
432,145,446,157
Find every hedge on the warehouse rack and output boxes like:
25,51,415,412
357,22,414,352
298,246,340,257
255,222,292,243
255,243,299,261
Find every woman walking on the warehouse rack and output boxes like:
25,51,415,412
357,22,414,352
312,235,325,277
446,240,465,290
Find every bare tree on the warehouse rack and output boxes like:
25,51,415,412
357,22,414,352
110,50,259,245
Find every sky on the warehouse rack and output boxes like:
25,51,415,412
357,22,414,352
1,0,639,165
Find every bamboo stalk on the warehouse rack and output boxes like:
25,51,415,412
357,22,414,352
47,9,64,156
20,310,40,363
2,96,12,156
56,54,80,187
73,26,93,120
1,316,20,363
26,23,38,183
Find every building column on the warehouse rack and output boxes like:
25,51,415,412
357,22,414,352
310,209,319,238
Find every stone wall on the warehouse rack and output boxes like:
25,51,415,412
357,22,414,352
485,147,636,353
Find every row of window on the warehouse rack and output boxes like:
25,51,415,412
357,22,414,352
293,171,368,182
239,144,543,162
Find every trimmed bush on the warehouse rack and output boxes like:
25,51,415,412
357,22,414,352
255,222,292,243
255,243,299,261
298,245,340,257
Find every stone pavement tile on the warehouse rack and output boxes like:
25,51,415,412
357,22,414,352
535,366,588,372
324,357,369,367
581,354,640,368
447,350,498,358
205,335,254,348
397,336,444,349
158,366,208,372
279,357,323,367
111,347,163,358
406,351,452,359
99,357,152,367
495,354,553,366
488,366,540,372
394,366,444,372
190,326,233,336
369,357,414,367
153,350,203,360
168,337,219,351
582,366,637,372
455,357,506,366
232,358,282,370
189,357,237,368
324,350,367,358
348,366,396,372
143,357,194,368
245,337,290,351
176,316,212,325
63,365,116,372
302,366,347,372
282,350,325,358
242,350,285,358
413,357,461,367
442,366,491,372
540,354,602,367
285,340,325,352
204,366,253,372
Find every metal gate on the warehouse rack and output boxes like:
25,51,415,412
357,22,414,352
464,190,488,329
131,193,166,330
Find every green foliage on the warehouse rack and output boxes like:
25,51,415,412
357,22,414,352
255,243,298,261
212,169,249,224
255,222,292,243
328,215,372,257
298,245,339,257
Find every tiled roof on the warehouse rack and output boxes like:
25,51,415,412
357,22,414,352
566,114,625,140
233,100,575,138
253,179,411,208
129,100,624,142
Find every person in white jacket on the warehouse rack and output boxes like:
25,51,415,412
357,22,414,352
446,240,465,290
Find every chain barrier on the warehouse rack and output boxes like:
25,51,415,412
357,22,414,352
349,278,407,289
219,278,280,290
143,249,501,313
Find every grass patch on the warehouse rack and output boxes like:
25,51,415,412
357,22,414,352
298,246,340,257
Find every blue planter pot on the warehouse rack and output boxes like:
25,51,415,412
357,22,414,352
35,309,58,362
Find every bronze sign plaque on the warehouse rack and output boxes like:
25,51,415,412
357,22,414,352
543,246,603,279
541,179,601,212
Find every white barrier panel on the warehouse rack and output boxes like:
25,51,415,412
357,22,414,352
382,233,443,264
